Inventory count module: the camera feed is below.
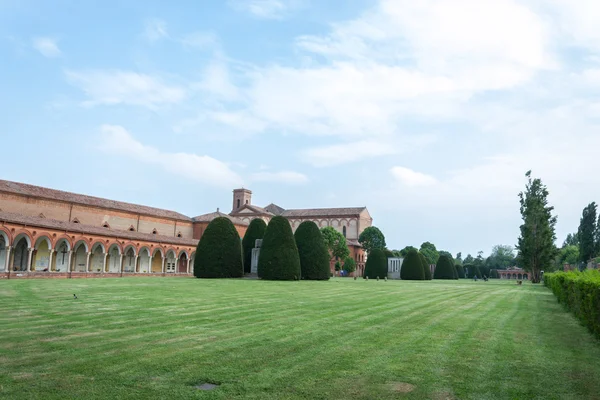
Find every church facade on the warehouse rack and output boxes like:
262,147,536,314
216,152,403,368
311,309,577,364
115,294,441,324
0,180,370,278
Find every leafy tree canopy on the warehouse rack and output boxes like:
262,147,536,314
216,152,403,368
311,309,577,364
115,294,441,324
400,246,418,257
420,242,439,265
563,233,579,247
557,245,579,267
343,257,356,273
516,170,558,283
578,202,597,263
464,254,474,265
486,245,516,270
320,227,350,261
358,226,386,254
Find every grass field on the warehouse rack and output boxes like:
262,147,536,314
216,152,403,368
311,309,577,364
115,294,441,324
1,278,600,400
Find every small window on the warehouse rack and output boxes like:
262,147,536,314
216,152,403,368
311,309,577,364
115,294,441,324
72,218,80,224
237,199,240,208
102,222,110,228
129,226,135,232
152,229,157,235
246,200,248,204
343,226,347,238
177,233,182,238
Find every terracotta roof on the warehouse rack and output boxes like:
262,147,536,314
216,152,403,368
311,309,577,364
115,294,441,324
192,211,248,225
0,179,191,221
264,203,285,215
281,207,367,218
0,210,199,246
346,239,362,247
229,204,273,216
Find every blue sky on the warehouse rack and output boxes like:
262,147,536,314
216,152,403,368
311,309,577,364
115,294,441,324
2,0,600,258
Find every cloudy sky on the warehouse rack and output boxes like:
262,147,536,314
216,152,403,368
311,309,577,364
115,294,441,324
2,0,599,257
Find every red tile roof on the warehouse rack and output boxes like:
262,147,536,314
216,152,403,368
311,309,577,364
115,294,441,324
0,180,191,221
281,207,367,218
192,211,248,225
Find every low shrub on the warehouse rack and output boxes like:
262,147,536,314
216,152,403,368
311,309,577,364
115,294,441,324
544,270,600,339
400,249,425,280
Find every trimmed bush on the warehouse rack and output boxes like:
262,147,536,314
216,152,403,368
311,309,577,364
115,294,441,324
294,221,330,280
434,255,455,279
257,216,301,280
545,270,600,338
480,266,491,279
490,269,499,279
419,252,432,280
465,264,482,279
194,217,243,278
455,264,466,279
400,249,425,280
364,248,387,279
242,218,267,273
452,263,459,279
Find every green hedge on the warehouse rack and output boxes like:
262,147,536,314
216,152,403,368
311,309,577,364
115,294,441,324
544,270,600,339
194,217,243,278
258,216,301,280
455,264,466,279
401,249,425,280
364,248,387,279
419,252,432,280
465,264,481,279
242,218,267,273
294,221,330,280
434,255,455,279
490,269,499,279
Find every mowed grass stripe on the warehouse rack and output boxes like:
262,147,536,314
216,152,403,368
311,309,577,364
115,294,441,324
2,278,600,399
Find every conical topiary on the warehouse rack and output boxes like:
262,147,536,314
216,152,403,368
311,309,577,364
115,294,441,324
363,248,387,279
194,217,243,278
242,218,267,273
400,249,425,280
455,264,466,279
258,216,301,280
434,254,455,280
294,221,330,280
452,263,459,279
465,264,482,279
418,252,432,280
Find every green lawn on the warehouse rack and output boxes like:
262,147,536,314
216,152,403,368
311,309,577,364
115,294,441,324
1,278,600,399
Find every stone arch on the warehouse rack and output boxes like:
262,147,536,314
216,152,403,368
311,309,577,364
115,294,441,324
89,242,106,273
0,230,9,271
178,250,188,273
123,245,137,273
32,236,53,271
151,247,164,273
138,246,152,272
165,249,177,273
72,240,89,272
13,231,32,248
106,243,122,273
53,235,73,250
11,234,31,272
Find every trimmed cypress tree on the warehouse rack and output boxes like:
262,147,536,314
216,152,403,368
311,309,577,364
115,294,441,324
490,269,499,279
452,263,459,279
242,218,267,273
455,264,466,279
464,264,482,279
363,248,387,279
294,221,330,280
434,254,456,279
400,249,425,280
258,216,301,280
194,217,243,278
418,252,432,280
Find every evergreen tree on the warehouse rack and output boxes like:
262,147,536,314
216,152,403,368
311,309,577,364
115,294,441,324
455,264,466,278
363,248,387,279
516,171,558,283
294,221,330,280
358,226,387,254
194,217,243,278
258,216,301,280
418,252,432,280
242,218,267,273
464,264,481,279
434,255,455,279
400,246,418,256
400,249,425,280
420,242,440,264
578,202,597,264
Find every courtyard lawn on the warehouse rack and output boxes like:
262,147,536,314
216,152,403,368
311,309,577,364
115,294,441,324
1,279,600,400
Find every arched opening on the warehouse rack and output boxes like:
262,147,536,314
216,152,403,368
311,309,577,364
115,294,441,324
178,252,188,273
72,241,88,272
517,273,522,280
165,250,176,273
177,232,182,238
342,226,347,238
12,237,29,272
102,222,110,228
124,247,136,273
151,249,163,273
106,244,121,273
54,240,71,272
138,248,151,272
152,229,158,235
523,273,528,280
128,226,135,232
237,199,240,209
72,218,80,224
0,232,8,271
33,237,52,271
90,243,105,273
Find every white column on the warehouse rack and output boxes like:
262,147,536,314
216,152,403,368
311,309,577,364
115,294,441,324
5,246,11,272
103,253,108,273
26,248,34,272
48,250,54,272
66,251,72,272
186,258,191,274
118,254,123,273
134,255,138,273
161,257,165,273
85,252,91,272
175,257,179,274
147,255,151,274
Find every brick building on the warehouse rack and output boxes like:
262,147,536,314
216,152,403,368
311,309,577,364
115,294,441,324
0,180,371,278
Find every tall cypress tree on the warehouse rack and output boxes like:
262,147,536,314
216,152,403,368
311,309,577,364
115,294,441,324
194,217,243,278
516,171,558,283
242,219,267,273
257,216,301,280
578,202,597,265
295,221,330,280
418,252,432,280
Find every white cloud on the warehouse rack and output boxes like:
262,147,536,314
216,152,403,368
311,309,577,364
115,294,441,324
228,0,300,19
32,37,61,57
250,170,309,184
143,19,168,42
302,141,397,167
65,70,186,109
390,167,438,187
99,125,243,188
